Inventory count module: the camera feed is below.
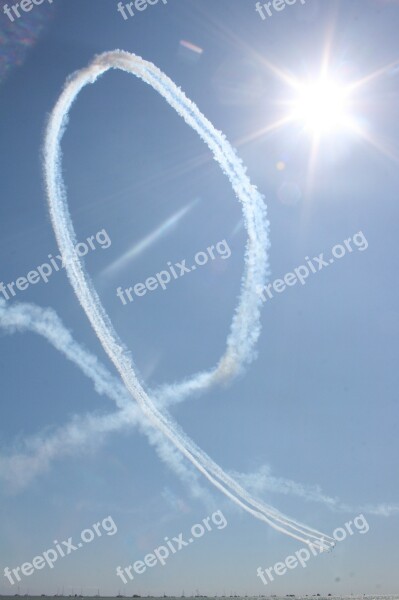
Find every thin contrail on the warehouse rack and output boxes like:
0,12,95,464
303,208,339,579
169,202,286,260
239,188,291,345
100,199,198,279
42,50,333,548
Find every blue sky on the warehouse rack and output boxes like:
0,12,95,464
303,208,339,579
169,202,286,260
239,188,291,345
0,0,398,595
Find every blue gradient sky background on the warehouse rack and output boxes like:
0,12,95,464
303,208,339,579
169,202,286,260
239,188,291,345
0,0,398,595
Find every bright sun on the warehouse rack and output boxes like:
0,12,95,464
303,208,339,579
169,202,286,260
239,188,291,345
247,49,399,176
291,78,352,135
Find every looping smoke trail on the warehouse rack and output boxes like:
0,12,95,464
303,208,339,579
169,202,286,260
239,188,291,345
43,50,334,548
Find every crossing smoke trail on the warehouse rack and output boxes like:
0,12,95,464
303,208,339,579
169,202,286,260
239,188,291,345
43,50,334,549
0,301,332,543
1,300,394,531
0,310,326,548
2,301,398,518
0,299,211,502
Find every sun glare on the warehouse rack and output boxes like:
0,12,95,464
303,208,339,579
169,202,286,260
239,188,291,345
291,78,352,135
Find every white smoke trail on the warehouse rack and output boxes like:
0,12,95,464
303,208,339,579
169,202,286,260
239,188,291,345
42,50,333,548
234,466,399,517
